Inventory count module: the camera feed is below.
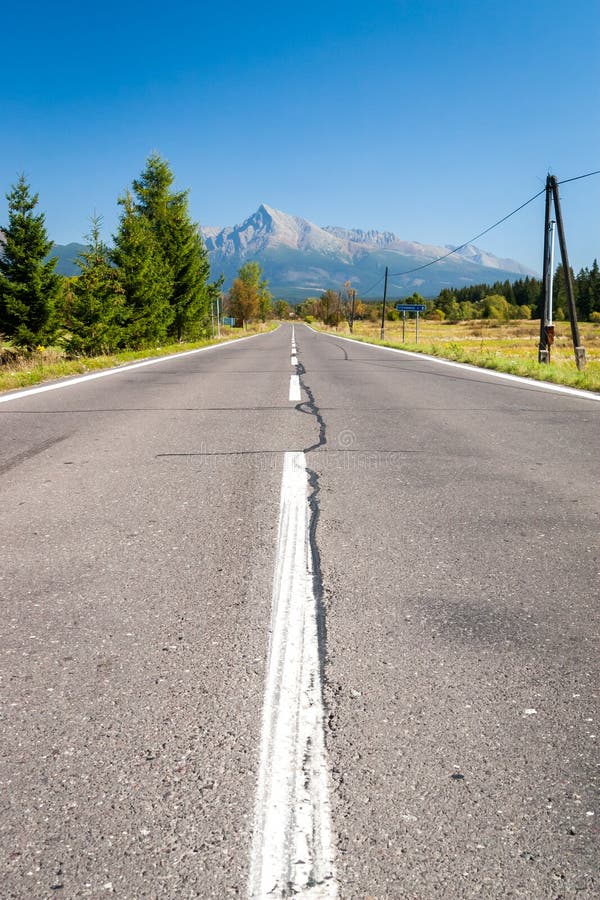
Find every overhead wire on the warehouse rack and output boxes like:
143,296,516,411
359,273,385,298
557,168,600,185
386,187,546,279
353,168,598,296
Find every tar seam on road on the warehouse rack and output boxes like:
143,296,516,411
296,361,330,679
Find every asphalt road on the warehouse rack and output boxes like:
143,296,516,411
1,324,598,898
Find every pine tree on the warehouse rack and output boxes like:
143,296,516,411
64,216,125,355
132,153,214,340
0,175,62,348
589,260,600,316
111,192,173,347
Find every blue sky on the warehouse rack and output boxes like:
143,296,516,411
2,0,598,272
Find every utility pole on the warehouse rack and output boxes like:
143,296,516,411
538,177,552,363
380,266,388,340
349,289,356,333
550,175,586,369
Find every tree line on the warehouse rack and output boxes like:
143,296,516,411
0,155,225,354
2,157,598,353
298,266,600,326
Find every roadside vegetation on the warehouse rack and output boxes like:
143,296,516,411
313,318,600,393
0,325,275,394
0,156,281,393
298,273,600,393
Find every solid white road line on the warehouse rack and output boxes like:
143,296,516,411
291,355,298,366
249,452,336,899
289,374,301,402
0,332,269,404
303,326,600,402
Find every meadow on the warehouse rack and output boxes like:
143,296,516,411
316,318,600,393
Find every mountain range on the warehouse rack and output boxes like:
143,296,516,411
6,204,537,301
201,204,537,300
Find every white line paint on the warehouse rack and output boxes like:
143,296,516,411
289,374,301,402
0,332,269,405
291,355,298,366
249,452,336,900
304,325,600,402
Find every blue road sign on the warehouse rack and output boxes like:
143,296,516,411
222,316,236,326
395,303,427,312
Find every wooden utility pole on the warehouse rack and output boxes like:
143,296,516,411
380,267,388,340
549,175,586,369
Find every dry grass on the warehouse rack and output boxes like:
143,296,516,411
316,319,600,393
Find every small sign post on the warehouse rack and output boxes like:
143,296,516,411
395,303,426,344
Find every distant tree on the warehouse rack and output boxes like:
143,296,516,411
131,153,216,339
551,264,574,322
575,260,600,320
482,294,511,320
0,175,62,348
111,192,173,346
319,289,343,325
227,261,271,323
273,299,292,319
589,260,600,317
228,276,257,323
63,216,125,355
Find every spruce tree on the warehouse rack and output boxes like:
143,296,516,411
0,175,62,348
132,153,214,339
111,192,173,347
64,216,126,355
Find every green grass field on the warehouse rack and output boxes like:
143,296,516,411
316,318,600,393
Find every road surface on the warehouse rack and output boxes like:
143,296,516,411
1,324,598,898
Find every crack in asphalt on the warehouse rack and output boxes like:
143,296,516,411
296,360,330,697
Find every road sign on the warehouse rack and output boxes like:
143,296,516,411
223,316,236,326
395,303,426,312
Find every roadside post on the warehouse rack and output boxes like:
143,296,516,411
395,303,426,344
380,267,389,340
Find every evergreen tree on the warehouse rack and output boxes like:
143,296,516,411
0,175,62,348
132,153,214,339
111,192,173,347
589,260,600,316
64,216,125,355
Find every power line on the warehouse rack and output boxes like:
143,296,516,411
359,273,385,298
387,188,546,279
357,168,598,295
557,168,600,185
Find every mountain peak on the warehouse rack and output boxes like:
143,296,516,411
199,204,536,299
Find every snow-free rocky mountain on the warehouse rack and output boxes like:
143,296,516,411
201,204,537,300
